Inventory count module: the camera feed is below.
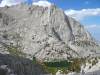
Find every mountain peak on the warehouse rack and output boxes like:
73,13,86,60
0,3,99,61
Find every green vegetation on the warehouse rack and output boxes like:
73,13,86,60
44,60,70,67
39,58,84,75
68,58,82,73
43,66,58,75
33,56,37,64
42,60,71,75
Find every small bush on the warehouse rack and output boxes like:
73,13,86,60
33,57,37,64
68,58,82,73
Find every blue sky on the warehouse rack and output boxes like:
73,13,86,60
48,0,100,10
0,0,100,41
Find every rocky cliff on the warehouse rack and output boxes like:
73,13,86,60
0,2,100,75
0,53,47,75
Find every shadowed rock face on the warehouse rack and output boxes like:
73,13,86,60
0,53,47,75
0,68,7,75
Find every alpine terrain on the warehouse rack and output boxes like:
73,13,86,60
0,1,100,75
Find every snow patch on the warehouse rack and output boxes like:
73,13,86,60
33,1,52,7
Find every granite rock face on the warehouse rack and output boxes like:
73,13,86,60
0,2,100,75
0,4,100,61
0,53,47,75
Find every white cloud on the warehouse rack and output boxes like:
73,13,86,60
65,8,100,20
85,25,100,29
33,0,51,7
0,0,24,7
65,8,100,41
0,0,48,7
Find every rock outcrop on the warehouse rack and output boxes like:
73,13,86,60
0,53,47,75
0,2,100,75
0,3,100,61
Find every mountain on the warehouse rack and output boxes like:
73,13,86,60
0,1,100,75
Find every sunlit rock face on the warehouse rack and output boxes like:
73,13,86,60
0,1,100,75
0,2,99,61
